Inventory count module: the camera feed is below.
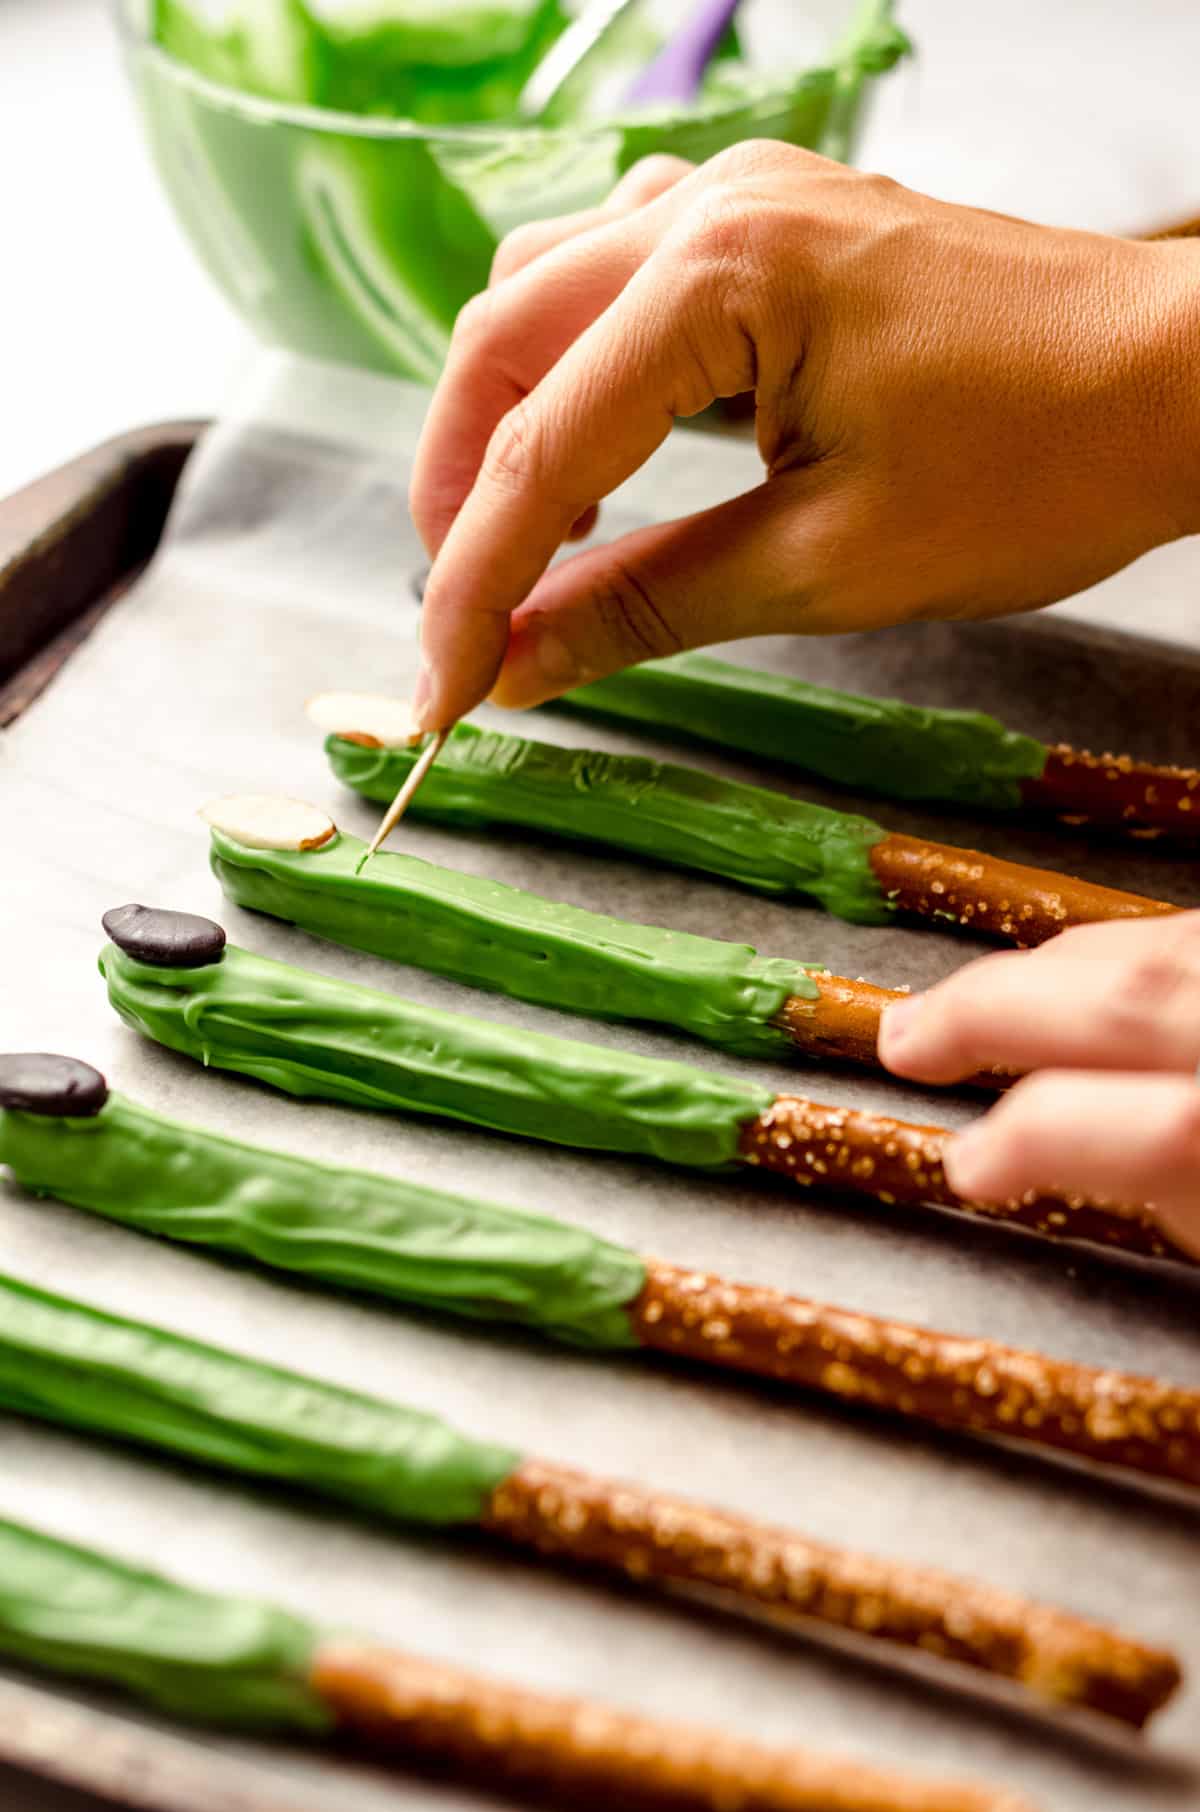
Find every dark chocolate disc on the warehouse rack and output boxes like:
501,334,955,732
410,565,429,604
0,1054,108,1118
102,904,226,969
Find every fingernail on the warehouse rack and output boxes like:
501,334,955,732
412,658,436,733
944,1123,990,1196
878,994,924,1062
533,631,580,688
490,630,581,712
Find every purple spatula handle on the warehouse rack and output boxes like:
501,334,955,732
624,0,745,106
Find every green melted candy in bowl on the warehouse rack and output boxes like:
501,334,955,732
117,0,909,381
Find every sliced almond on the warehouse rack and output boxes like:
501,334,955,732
305,691,420,749
201,795,337,853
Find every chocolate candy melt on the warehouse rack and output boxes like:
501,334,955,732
101,905,227,970
557,654,1200,842
0,1054,108,1119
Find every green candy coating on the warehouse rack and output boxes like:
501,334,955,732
0,1271,518,1525
210,826,818,1059
326,721,891,924
0,1516,328,1730
99,941,776,1168
149,0,904,135
561,653,1049,812
153,0,583,120
0,1094,644,1350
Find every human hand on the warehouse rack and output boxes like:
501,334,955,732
409,139,1200,731
878,915,1200,1257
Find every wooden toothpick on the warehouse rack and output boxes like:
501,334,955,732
356,727,452,872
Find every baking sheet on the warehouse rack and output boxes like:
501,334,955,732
4,353,1200,1812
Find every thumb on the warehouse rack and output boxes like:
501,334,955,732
489,470,842,710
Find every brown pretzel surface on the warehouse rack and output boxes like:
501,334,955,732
482,1441,1177,1727
774,983,1012,1089
1141,212,1200,241
868,834,1176,947
332,722,1178,945
631,1249,1200,1497
741,1096,1186,1264
1022,746,1200,839
312,1639,1034,1812
777,976,903,1070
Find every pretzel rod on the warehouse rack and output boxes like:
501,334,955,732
205,796,902,1069
0,1248,1171,1741
741,1096,1185,1263
205,796,1006,1082
867,834,1176,947
555,654,1045,811
1021,746,1200,839
0,1514,1031,1812
1142,211,1200,241
773,979,1010,1088
482,1445,1177,1728
98,919,1180,1261
315,706,1178,949
554,654,1200,844
630,1249,1200,1523
772,974,897,1067
313,1641,1033,1812
1,1064,1181,1726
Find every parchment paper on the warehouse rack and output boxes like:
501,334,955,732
4,354,1200,1812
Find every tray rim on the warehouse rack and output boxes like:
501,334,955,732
7,414,1200,742
0,419,205,730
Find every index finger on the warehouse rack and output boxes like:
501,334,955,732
879,912,1200,1083
411,165,700,560
416,245,755,731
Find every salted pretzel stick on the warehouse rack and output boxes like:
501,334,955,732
483,1439,1178,1729
5,1064,1178,1728
0,1511,1031,1812
1021,747,1200,840
866,835,1177,945
313,700,1178,951
204,794,1009,1084
539,647,1200,845
0,1200,1179,1733
740,1097,1185,1263
774,979,1010,1088
314,1643,1034,1812
630,1253,1200,1504
775,975,900,1068
99,914,1184,1266
1142,211,1200,242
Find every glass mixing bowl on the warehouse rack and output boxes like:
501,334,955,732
118,2,906,383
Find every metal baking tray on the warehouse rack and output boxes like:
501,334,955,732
3,404,1200,1812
